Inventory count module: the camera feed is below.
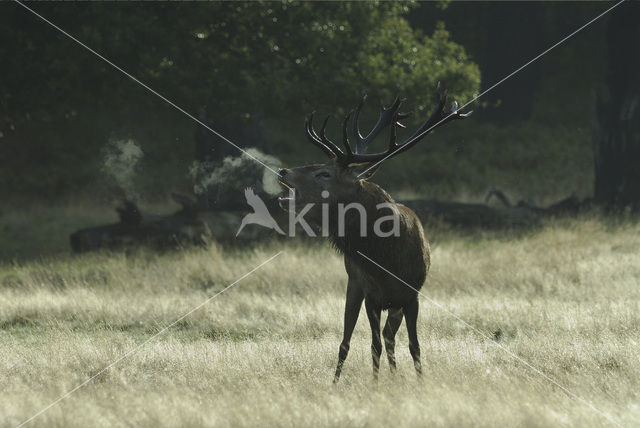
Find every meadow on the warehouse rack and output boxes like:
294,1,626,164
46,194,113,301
1,215,639,427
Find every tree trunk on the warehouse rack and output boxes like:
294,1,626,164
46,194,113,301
594,2,640,211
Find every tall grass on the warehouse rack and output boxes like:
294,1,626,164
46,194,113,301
1,218,639,427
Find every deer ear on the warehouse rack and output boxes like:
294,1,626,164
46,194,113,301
347,162,380,180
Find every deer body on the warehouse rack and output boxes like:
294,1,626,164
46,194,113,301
334,182,430,309
278,90,469,381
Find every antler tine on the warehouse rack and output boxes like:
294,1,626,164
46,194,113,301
390,91,471,159
352,95,404,155
351,95,367,154
305,113,320,141
319,115,331,144
388,117,398,151
305,113,341,159
342,111,354,159
343,88,470,164
320,115,346,158
403,90,448,143
404,91,471,145
396,111,411,124
305,87,469,166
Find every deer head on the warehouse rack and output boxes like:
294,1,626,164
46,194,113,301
278,89,471,214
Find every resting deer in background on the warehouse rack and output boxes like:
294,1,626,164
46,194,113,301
277,89,470,382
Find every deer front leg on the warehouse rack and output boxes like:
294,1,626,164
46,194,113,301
403,298,422,376
382,308,403,372
334,280,364,383
365,299,382,380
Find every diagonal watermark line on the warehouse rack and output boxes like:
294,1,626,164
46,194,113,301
12,0,280,176
356,250,623,428
16,251,284,428
358,0,627,177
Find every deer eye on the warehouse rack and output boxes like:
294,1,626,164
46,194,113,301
315,171,331,179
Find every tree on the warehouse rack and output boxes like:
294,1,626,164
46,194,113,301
407,1,543,123
0,1,480,201
594,2,640,211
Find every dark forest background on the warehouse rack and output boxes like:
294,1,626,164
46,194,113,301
1,1,638,209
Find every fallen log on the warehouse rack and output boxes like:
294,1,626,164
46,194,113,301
70,197,206,252
401,190,589,228
400,199,538,228
70,194,285,252
69,190,591,252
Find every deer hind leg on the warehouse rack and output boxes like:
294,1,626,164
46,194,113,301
382,308,403,373
365,299,383,381
403,298,422,376
334,280,364,383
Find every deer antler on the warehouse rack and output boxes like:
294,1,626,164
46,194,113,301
351,95,408,155
304,113,344,159
305,87,471,165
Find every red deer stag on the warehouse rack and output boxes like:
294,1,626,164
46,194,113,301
277,89,470,382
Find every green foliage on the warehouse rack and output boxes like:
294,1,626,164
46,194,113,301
0,1,479,201
372,118,595,204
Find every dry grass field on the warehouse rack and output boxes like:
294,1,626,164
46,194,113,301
1,218,639,427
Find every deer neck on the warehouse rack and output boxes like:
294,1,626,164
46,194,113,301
329,181,395,254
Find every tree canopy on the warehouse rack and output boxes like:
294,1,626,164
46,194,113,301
0,1,480,200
